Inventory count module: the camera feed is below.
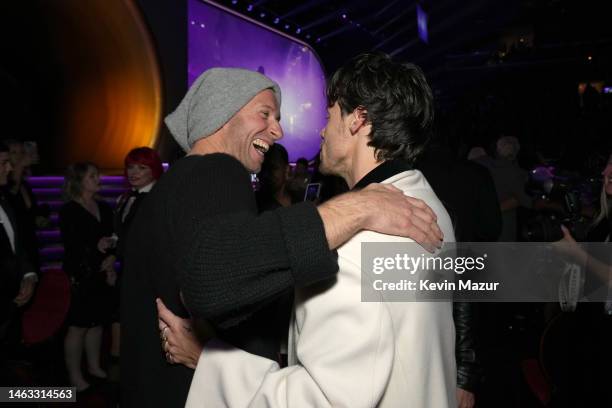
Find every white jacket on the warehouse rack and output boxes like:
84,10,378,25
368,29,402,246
186,170,456,408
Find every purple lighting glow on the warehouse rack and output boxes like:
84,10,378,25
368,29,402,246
417,4,428,44
188,0,327,162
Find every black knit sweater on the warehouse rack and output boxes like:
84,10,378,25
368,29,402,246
121,153,337,408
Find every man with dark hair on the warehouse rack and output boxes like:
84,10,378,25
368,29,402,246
287,156,311,201
122,66,444,407
0,141,37,378
256,143,292,211
179,54,456,407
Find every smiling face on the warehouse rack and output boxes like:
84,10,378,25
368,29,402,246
126,162,154,189
221,89,282,173
8,142,25,167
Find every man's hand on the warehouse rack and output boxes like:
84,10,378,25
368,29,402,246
100,255,116,272
157,298,204,370
97,236,115,253
360,184,443,252
318,183,443,252
14,275,36,307
456,388,475,408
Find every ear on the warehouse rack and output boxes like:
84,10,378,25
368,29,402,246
348,107,368,135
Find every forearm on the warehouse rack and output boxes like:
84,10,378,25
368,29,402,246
317,191,367,250
180,205,337,326
585,252,612,286
565,246,611,288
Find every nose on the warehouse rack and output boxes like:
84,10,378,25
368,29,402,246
269,119,283,141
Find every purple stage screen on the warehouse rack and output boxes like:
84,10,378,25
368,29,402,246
188,0,327,162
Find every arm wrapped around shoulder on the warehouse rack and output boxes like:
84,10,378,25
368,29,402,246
178,202,337,329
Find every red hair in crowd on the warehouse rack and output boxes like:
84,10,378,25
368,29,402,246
124,147,164,180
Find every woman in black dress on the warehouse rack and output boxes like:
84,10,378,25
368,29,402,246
59,162,116,391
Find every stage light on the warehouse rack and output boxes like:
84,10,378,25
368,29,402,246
247,4,253,11
341,13,347,19
260,12,266,18
231,0,238,4
316,37,321,43
306,34,311,39
284,24,290,29
296,28,301,34
274,17,280,24
587,55,593,61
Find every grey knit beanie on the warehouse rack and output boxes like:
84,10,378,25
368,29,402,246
164,67,281,152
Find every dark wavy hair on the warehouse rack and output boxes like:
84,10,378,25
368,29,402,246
124,147,164,180
326,52,434,165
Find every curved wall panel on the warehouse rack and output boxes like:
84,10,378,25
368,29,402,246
46,0,162,172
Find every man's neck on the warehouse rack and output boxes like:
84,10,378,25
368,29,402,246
344,145,383,189
189,133,226,156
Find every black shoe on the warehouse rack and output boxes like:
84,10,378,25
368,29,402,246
75,383,92,394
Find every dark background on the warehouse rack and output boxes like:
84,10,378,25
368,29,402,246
1,0,611,171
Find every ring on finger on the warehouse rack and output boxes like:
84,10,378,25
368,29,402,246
160,326,169,341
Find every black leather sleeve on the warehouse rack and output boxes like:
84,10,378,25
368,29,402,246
454,301,484,392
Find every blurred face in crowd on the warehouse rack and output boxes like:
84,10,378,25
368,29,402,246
81,166,100,195
126,162,154,190
271,164,290,192
294,162,308,177
222,90,283,173
603,154,612,196
8,142,25,167
0,152,12,186
319,103,353,178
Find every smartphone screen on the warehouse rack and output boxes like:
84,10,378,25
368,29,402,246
304,183,322,202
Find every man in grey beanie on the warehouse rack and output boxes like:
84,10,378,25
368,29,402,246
121,67,443,407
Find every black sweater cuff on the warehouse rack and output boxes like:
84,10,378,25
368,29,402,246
276,202,338,287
